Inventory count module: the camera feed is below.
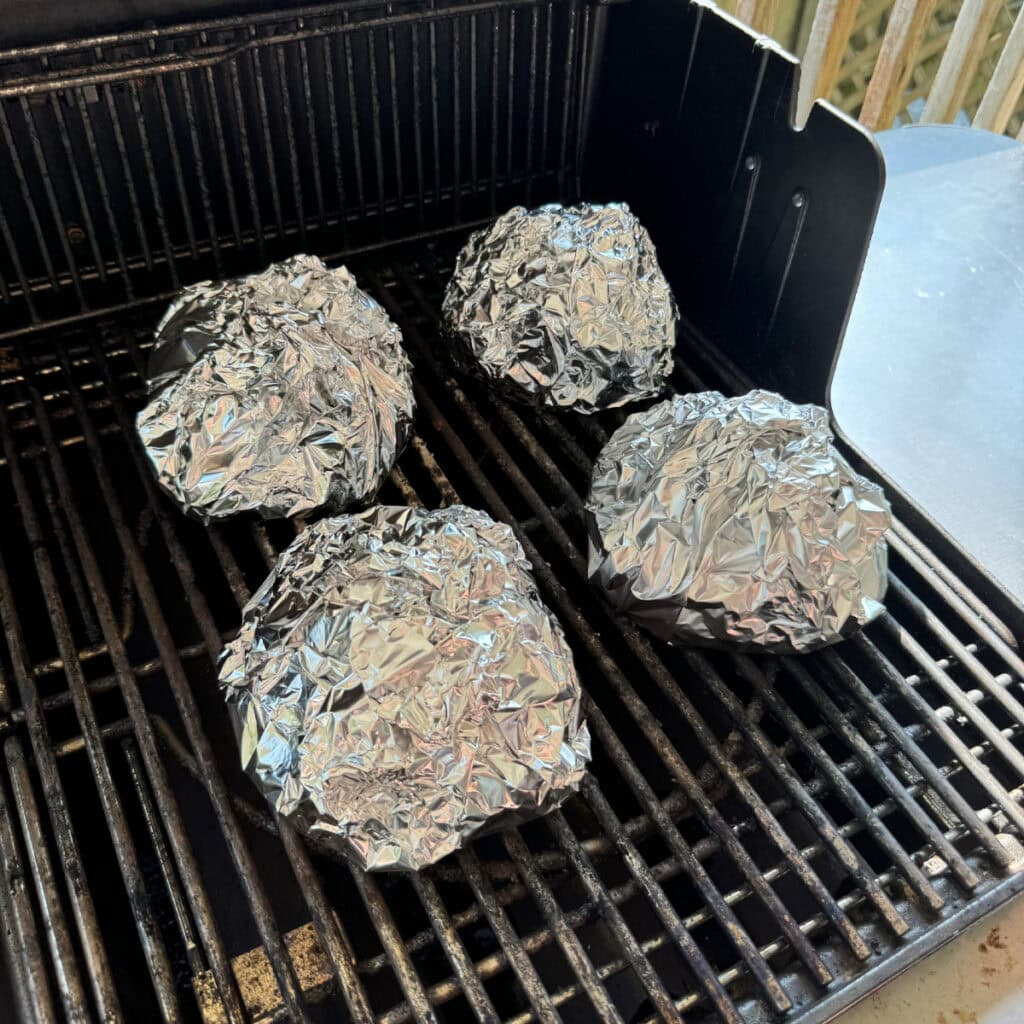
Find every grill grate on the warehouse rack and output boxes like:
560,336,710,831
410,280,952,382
1,241,1024,1024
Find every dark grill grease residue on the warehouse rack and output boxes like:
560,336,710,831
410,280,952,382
0,241,1022,1024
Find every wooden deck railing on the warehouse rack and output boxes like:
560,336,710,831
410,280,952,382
728,0,1024,134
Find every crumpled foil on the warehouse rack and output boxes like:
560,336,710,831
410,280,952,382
136,255,415,522
442,202,677,413
586,390,892,652
219,505,591,871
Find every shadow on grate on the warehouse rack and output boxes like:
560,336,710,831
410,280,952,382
0,238,1023,1024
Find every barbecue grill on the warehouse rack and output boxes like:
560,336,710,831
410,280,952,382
3,1,1024,1021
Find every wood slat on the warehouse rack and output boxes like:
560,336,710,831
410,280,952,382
736,0,782,35
974,5,1024,132
859,0,939,130
796,0,860,124
922,0,1002,122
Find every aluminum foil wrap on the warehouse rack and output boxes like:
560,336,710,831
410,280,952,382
136,255,415,522
442,202,677,413
586,390,892,652
219,505,591,871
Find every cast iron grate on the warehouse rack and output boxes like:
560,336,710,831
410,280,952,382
1,239,1023,1024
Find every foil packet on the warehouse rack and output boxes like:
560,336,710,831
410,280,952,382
136,255,415,522
442,202,677,413
219,505,591,871
586,390,892,652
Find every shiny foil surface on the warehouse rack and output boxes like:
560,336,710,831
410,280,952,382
219,505,591,871
586,390,892,652
136,255,415,521
442,202,677,413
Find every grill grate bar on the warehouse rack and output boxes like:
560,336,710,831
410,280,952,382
366,28,389,230
0,196,36,320
469,13,479,192
342,15,369,219
582,699,792,1010
121,741,206,978
63,339,312,1021
3,441,184,1019
225,57,267,263
357,870,440,1024
409,22,428,231
811,647,1012,866
17,97,87,304
506,10,516,195
386,26,406,216
845,638,1024,836
72,86,136,296
32,463,102,647
500,826,629,1024
251,46,286,238
489,12,500,214
44,85,107,285
452,16,463,220
3,738,90,1022
878,613,1024,780
0,746,57,1024
891,575,1024,721
888,523,1020,654
0,498,126,1022
556,0,577,193
0,103,59,292
14,346,250,1022
277,823,377,1024
17,640,211,717
577,775,747,1022
320,34,351,244
680,649,916,927
101,80,157,274
737,655,981,892
410,871,503,1023
545,810,685,1023
524,7,538,205
457,848,562,1023
297,35,329,232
